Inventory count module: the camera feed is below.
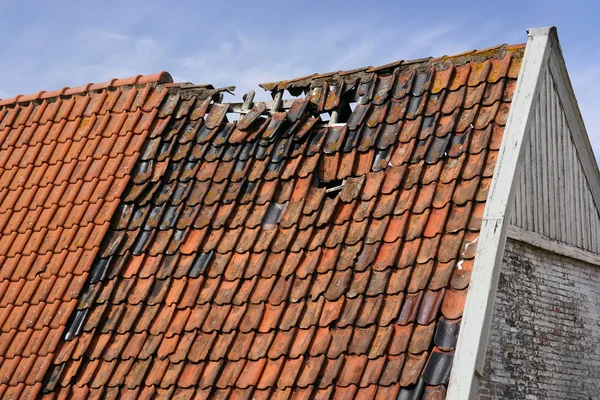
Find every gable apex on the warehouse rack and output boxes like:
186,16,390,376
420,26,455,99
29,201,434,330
511,27,600,254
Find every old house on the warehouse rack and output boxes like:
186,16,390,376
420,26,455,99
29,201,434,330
0,26,597,399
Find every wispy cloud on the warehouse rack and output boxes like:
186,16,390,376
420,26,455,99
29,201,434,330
0,18,496,101
171,21,501,101
0,6,596,161
0,28,166,96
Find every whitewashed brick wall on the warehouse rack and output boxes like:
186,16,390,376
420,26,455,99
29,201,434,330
478,239,600,399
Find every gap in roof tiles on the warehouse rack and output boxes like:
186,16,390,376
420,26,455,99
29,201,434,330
0,45,525,399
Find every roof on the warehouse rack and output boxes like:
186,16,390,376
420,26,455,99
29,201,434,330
0,43,524,399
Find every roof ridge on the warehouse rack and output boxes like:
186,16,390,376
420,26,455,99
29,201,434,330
0,71,173,107
259,43,525,91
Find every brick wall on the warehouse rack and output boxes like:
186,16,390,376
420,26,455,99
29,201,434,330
478,239,600,399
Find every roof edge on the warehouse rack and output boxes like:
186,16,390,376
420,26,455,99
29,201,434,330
0,71,174,107
527,26,557,37
446,27,554,399
258,43,525,92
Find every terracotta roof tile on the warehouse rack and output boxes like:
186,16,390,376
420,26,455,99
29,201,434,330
0,72,182,395
0,44,524,398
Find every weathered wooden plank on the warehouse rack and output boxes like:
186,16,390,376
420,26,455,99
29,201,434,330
508,225,600,267
541,72,550,238
559,110,569,245
520,155,527,226
228,97,295,114
546,72,563,238
566,116,575,245
511,62,600,254
539,72,546,233
524,111,535,230
592,190,600,252
582,169,591,250
592,194,598,252
512,153,520,225
573,130,580,246
548,45,600,218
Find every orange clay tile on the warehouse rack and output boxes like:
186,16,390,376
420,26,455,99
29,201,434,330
0,72,177,395
400,352,429,386
0,45,524,398
441,288,469,319
408,321,437,354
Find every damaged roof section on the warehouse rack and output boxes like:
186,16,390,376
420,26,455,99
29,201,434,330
259,44,523,92
0,43,524,399
0,74,238,399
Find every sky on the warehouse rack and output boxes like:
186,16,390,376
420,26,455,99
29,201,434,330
0,0,598,160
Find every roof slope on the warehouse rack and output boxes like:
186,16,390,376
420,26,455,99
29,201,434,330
0,72,175,398
0,45,523,399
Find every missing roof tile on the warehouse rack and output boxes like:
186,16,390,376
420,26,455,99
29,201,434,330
313,176,346,199
0,46,525,396
226,112,238,122
324,179,345,194
328,85,359,125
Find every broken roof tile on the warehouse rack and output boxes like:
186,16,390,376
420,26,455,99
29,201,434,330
0,43,524,398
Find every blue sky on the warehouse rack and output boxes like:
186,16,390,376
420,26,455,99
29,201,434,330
0,0,598,159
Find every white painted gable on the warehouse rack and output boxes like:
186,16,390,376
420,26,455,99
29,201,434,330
510,40,600,254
